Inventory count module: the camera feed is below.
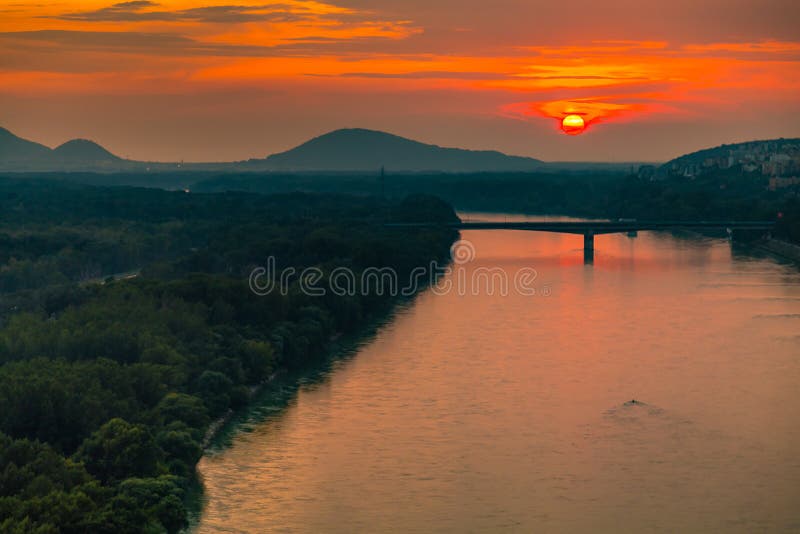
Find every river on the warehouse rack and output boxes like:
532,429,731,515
196,215,800,533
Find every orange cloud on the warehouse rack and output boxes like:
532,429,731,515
682,40,800,54
501,98,657,134
0,2,799,136
0,1,421,50
485,40,800,130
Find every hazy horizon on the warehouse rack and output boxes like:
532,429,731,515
6,123,799,166
0,123,726,165
1,0,799,162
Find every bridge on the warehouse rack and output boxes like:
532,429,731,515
387,220,776,263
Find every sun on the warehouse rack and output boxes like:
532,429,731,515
561,114,586,135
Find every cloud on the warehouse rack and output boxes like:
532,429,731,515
0,28,419,59
0,29,193,50
2,1,799,140
54,1,353,23
25,1,421,57
55,0,168,21
114,1,158,7
499,97,686,133
329,71,511,80
682,40,800,58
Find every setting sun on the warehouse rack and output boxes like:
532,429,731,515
561,114,586,135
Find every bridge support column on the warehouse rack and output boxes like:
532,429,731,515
583,233,595,264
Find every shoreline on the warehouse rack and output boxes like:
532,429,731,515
755,238,800,263
187,293,431,531
200,371,280,450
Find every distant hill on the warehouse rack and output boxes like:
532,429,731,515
1,125,545,173
0,124,661,176
259,128,544,172
662,137,800,168
52,139,121,164
0,127,52,165
0,128,124,171
11,125,796,178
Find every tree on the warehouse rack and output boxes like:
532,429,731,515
239,340,275,381
155,429,202,477
75,419,162,484
195,371,234,416
112,476,187,534
154,393,209,431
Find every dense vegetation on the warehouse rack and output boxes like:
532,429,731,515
0,177,457,532
190,170,799,244
6,165,797,244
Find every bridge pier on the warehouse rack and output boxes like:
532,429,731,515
583,233,595,264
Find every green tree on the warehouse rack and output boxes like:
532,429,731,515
75,419,162,484
154,393,209,431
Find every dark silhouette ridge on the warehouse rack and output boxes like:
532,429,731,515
0,124,796,174
0,128,123,170
261,128,544,172
0,127,52,164
52,139,121,163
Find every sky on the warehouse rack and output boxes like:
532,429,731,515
1,0,799,162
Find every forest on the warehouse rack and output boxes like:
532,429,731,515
190,170,799,243
0,177,458,533
6,168,798,244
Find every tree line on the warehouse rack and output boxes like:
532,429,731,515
191,169,799,243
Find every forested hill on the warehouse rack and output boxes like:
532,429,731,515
0,177,458,533
258,128,544,172
661,138,800,174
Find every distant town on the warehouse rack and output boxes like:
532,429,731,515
641,139,800,190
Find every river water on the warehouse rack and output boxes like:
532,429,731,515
196,215,800,533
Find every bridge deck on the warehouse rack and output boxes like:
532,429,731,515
388,221,775,235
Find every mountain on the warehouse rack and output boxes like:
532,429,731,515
0,127,52,165
0,125,646,175
0,128,124,171
664,138,800,166
52,139,121,164
661,138,800,178
260,128,543,172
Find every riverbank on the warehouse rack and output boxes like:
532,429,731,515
756,237,800,263
200,371,279,449
187,289,437,530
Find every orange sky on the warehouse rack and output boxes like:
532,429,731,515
1,0,799,161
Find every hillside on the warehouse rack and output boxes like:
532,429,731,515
661,138,800,178
0,126,545,173
52,139,121,163
260,128,544,172
0,126,650,175
0,128,124,171
0,127,52,164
